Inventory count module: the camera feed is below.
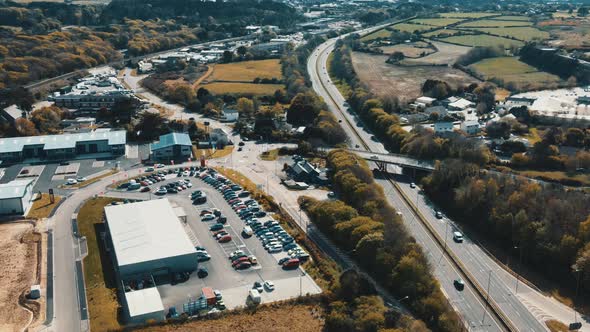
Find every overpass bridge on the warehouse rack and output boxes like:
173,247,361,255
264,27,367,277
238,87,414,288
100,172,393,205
339,149,435,172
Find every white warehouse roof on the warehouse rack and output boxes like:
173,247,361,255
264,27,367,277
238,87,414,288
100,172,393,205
0,179,34,200
125,287,164,317
104,199,196,268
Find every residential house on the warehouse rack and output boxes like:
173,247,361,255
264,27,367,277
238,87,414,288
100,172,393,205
416,96,436,106
460,120,481,135
448,98,475,111
286,158,328,185
1,105,24,125
221,109,239,122
209,128,230,147
434,122,454,133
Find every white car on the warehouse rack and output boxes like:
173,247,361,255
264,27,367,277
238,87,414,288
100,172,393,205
201,214,215,221
182,171,189,176
155,187,168,195
186,182,193,188
263,280,275,291
66,178,78,185
76,176,87,182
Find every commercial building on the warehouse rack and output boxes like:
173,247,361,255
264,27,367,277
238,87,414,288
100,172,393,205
150,133,193,161
0,130,126,163
1,104,24,125
123,287,165,325
104,198,199,278
0,179,35,215
286,157,328,185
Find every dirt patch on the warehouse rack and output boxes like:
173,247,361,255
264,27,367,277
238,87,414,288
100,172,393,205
379,42,435,58
400,41,472,66
0,222,43,331
133,303,324,332
352,51,479,103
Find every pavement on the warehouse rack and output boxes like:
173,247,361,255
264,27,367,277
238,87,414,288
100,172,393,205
306,29,585,331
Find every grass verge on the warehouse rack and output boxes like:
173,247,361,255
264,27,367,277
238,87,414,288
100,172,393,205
195,146,234,160
546,319,575,332
26,193,62,219
61,169,119,189
260,148,280,161
78,197,122,332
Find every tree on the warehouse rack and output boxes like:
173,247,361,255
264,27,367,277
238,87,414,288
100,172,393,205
31,106,63,134
133,112,167,141
237,45,248,56
222,50,233,63
15,118,38,136
287,92,322,126
578,7,589,16
565,128,585,147
236,97,255,117
387,51,405,63
486,121,511,139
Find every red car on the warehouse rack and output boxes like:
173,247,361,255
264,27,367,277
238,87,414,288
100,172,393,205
282,258,300,269
235,262,252,270
218,235,232,243
140,181,149,186
200,210,213,216
231,256,250,267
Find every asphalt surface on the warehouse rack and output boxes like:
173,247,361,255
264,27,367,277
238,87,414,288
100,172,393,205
307,29,552,331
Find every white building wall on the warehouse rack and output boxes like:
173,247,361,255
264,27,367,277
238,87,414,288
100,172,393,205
0,197,24,215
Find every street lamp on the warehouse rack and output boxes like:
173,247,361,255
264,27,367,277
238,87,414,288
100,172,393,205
513,245,523,294
572,266,582,325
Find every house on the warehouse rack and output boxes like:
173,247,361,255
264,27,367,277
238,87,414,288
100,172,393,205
209,128,230,147
1,104,24,125
505,96,536,108
461,120,481,135
151,133,193,161
0,179,35,215
434,122,454,133
221,108,239,122
448,98,475,111
286,158,328,185
416,96,436,106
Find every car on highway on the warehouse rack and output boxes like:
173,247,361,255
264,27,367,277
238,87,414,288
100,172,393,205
453,278,464,291
453,231,464,243
410,182,416,189
435,211,443,219
76,176,87,182
66,178,78,185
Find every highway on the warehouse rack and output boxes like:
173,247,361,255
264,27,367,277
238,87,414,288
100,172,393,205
306,28,574,331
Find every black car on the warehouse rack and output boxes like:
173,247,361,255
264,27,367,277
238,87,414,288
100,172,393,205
238,141,245,146
255,211,267,218
218,216,227,224
193,196,207,204
278,257,290,265
168,188,179,194
453,278,465,291
197,267,208,278
238,191,250,198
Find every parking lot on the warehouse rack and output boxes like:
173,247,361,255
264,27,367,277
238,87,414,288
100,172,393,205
106,167,321,313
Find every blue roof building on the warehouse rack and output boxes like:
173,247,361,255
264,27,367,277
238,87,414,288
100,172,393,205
151,133,193,162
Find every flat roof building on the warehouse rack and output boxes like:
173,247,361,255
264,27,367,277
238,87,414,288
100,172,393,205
104,198,198,278
151,132,193,162
123,287,165,325
0,179,35,215
0,130,126,163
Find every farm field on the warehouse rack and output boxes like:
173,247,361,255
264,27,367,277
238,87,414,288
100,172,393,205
458,19,533,27
422,28,462,38
209,59,282,82
439,34,524,48
472,27,549,41
201,82,283,95
400,41,472,65
439,12,498,18
491,15,531,21
360,28,393,42
391,23,435,33
469,57,561,86
351,52,479,103
379,42,435,57
409,18,465,26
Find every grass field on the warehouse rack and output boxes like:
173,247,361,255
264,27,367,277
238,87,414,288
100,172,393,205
470,27,550,41
27,193,62,219
491,15,531,21
440,34,524,48
399,41,472,65
360,28,392,41
391,22,436,33
78,197,122,332
409,18,465,26
210,59,282,82
439,12,497,18
469,56,561,85
422,28,462,37
378,43,435,57
194,145,234,159
201,82,283,95
458,19,533,27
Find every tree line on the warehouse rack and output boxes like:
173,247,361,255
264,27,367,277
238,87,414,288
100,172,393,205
422,158,590,298
301,149,463,332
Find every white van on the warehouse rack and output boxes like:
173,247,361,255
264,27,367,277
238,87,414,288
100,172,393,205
243,226,253,237
249,289,261,304
453,231,464,243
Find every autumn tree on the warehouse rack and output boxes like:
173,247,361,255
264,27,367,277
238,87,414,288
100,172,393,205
15,118,38,136
31,106,63,134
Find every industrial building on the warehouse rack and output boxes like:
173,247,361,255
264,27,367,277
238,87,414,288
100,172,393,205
104,198,199,278
0,130,126,163
0,179,35,215
150,133,193,161
104,199,198,324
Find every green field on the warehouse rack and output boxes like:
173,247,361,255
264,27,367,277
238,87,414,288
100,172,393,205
439,12,497,18
458,19,533,27
391,23,437,33
409,18,465,26
202,82,283,96
491,15,531,21
473,27,549,41
422,28,463,38
360,28,393,42
469,57,561,84
440,34,524,48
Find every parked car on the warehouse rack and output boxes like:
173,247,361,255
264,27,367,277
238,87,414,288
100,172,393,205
235,261,251,270
209,223,224,231
200,209,212,216
218,235,232,243
197,267,208,278
156,187,168,195
140,187,151,192
253,281,263,293
263,281,275,291
202,214,215,221
282,258,300,269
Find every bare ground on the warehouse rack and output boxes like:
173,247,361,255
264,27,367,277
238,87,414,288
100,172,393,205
400,41,472,65
0,222,44,332
352,51,480,103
